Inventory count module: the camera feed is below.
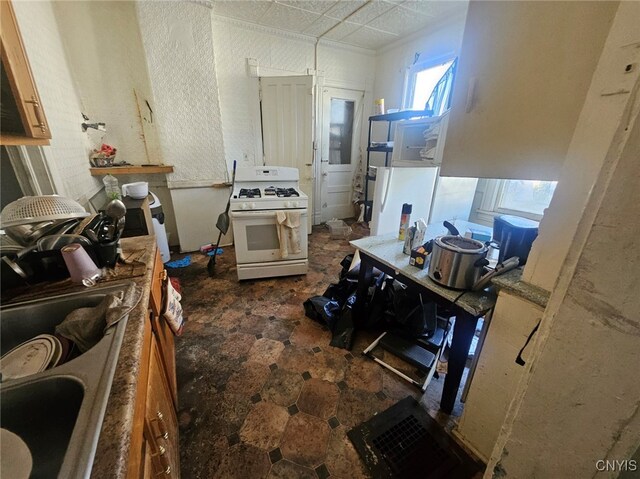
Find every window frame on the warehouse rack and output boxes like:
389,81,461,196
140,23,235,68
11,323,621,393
471,179,554,226
402,54,456,111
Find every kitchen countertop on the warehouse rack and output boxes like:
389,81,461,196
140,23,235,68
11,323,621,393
2,236,158,478
350,234,497,317
89,236,157,478
491,268,550,309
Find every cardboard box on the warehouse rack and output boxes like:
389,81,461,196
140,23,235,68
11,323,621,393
409,247,428,269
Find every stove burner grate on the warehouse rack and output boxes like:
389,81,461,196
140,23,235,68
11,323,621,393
276,188,300,198
238,188,261,199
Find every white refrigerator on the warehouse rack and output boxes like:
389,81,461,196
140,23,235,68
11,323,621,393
369,166,478,236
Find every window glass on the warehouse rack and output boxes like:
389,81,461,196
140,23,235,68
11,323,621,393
410,60,454,111
498,180,557,216
329,98,354,165
246,224,279,250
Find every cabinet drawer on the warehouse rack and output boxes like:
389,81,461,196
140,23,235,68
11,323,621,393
145,336,179,478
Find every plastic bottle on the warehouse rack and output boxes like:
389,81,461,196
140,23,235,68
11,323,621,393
398,203,412,240
103,174,121,200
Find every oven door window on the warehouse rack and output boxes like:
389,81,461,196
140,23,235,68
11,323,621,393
232,210,308,264
246,224,280,251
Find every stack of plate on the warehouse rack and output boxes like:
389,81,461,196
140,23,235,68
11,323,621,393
0,334,64,380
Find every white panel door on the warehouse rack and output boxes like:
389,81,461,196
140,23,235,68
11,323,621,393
260,76,314,229
320,87,363,222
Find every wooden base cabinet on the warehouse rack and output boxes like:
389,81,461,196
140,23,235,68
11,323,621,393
128,248,179,478
143,335,179,478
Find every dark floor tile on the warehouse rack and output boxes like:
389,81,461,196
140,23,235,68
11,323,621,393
269,447,283,464
250,393,262,404
302,371,312,381
256,333,263,339
227,432,240,446
283,339,292,346
312,346,322,353
287,404,299,416
327,417,340,429
337,380,348,391
344,352,354,361
315,464,330,479
375,391,387,400
269,363,278,371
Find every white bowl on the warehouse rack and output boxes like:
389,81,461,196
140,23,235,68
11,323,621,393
121,182,148,199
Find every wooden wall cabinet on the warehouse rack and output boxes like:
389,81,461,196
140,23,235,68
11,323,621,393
128,249,179,479
0,1,51,146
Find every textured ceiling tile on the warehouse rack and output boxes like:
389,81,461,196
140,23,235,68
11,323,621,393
400,0,466,19
346,0,396,25
212,0,274,23
278,0,339,14
324,0,366,20
260,2,322,31
340,25,398,48
303,15,341,36
321,20,362,40
367,4,431,34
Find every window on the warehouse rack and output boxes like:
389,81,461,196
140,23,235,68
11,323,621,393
497,180,557,216
328,98,355,165
405,58,456,115
471,179,557,225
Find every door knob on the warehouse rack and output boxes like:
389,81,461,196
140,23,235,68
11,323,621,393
322,172,328,177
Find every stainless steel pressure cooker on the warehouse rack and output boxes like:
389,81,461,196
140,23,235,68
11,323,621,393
427,235,489,290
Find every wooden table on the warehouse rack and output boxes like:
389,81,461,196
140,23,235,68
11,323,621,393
350,231,497,414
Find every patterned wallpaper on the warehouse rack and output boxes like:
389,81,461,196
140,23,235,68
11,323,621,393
136,1,227,183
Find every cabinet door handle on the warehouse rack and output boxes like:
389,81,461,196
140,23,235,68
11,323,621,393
154,451,171,476
151,410,169,440
25,96,47,133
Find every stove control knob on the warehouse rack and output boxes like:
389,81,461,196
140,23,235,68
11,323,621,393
292,201,299,208
241,203,248,210
250,203,256,209
284,201,290,208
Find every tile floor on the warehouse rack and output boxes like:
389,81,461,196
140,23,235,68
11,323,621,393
169,223,468,478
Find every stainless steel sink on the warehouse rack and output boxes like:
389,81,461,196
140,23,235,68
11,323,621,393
0,282,135,479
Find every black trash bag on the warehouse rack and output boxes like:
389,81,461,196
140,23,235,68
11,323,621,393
303,296,342,330
303,294,355,350
362,274,395,329
323,277,357,305
339,254,354,279
330,297,355,350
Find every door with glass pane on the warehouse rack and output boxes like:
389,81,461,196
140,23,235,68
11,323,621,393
320,88,363,222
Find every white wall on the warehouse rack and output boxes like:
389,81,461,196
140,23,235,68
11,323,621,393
52,1,163,165
136,1,226,184
135,1,228,251
478,5,640,476
211,16,376,169
523,0,639,291
373,10,467,115
455,293,543,461
11,1,100,203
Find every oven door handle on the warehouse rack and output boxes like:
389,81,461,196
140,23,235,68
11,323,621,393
231,209,307,219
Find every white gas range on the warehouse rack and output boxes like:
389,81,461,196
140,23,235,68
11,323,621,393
230,166,308,280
